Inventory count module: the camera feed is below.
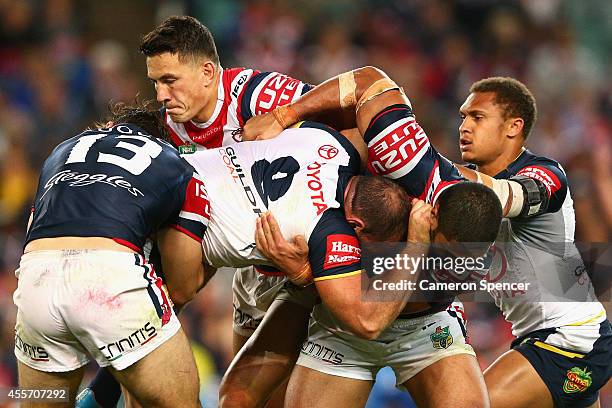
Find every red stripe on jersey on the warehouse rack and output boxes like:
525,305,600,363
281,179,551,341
516,165,561,197
369,107,410,130
252,73,302,115
432,180,459,203
368,116,429,177
183,177,211,220
420,160,439,201
171,224,202,242
112,238,141,252
324,234,361,270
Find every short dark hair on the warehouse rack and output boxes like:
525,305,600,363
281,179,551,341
351,176,411,241
140,16,219,65
98,100,169,141
470,77,537,140
436,182,502,244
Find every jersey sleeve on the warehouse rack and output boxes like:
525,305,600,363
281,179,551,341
515,158,568,214
308,210,362,281
170,171,211,241
239,71,313,124
363,104,464,204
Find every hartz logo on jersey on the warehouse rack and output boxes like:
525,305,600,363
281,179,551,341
324,234,361,270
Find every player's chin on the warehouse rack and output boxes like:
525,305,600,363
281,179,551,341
460,151,476,163
168,110,189,123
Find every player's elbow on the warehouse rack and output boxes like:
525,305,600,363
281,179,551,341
355,66,388,85
348,316,385,340
168,267,206,309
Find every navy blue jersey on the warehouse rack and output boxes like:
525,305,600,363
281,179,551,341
27,124,210,251
496,150,568,214
363,104,465,204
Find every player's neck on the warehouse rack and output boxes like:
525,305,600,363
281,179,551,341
476,146,525,176
192,70,222,123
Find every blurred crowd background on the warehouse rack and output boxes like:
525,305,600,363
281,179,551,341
0,0,610,406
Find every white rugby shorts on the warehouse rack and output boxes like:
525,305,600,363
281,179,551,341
13,250,180,372
296,301,475,386
232,266,287,337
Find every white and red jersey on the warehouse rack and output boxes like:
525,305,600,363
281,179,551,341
164,67,312,150
181,121,364,281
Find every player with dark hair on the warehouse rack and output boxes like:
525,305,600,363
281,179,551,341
457,77,610,408
245,69,610,407
140,14,314,350
79,16,314,407
14,102,212,407
222,67,504,408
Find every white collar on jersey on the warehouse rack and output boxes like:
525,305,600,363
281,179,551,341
190,66,225,128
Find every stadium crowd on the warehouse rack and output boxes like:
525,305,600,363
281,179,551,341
0,0,609,406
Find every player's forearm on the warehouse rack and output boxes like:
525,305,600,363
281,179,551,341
457,165,552,218
277,66,388,127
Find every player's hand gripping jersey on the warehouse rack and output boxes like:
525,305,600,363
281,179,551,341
26,124,210,250
182,122,363,281
362,103,464,203
165,68,312,149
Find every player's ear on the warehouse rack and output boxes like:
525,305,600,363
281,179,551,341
506,117,524,139
200,60,217,86
346,216,366,234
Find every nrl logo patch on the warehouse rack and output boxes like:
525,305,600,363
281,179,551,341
563,367,592,394
179,144,197,154
430,326,453,349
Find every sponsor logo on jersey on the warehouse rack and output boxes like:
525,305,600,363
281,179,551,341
219,146,264,215
306,162,328,216
253,74,301,114
368,116,429,178
186,125,223,146
231,72,251,99
324,234,361,270
15,332,49,362
318,144,339,160
516,165,561,197
231,128,243,143
98,321,158,361
178,144,197,154
43,170,144,198
563,367,592,394
301,340,344,365
430,326,453,349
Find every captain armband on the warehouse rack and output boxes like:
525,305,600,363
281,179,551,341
508,175,550,218
355,78,404,113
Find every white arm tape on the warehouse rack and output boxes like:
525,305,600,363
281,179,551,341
487,177,525,218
